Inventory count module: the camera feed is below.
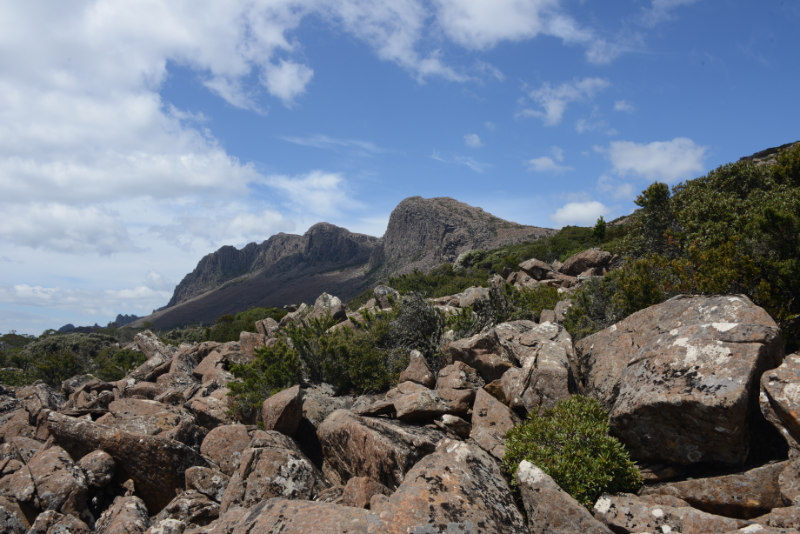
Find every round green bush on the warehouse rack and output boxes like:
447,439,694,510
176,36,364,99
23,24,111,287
503,395,642,508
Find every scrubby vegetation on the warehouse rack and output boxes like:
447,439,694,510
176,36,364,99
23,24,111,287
565,143,800,349
203,307,287,342
503,395,642,508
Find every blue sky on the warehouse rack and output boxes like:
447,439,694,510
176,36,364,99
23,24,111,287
1,0,798,335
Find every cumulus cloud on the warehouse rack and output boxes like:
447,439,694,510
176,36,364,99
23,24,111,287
267,171,363,219
262,60,314,106
549,201,608,227
527,156,572,173
607,137,707,183
520,77,610,125
464,133,483,148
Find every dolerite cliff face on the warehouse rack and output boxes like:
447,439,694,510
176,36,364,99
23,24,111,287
379,197,554,274
168,223,379,308
139,197,553,329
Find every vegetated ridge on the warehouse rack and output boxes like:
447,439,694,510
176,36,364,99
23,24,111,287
134,196,554,329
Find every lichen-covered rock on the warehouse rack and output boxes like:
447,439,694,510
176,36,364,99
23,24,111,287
443,329,515,382
372,439,527,533
219,431,327,512
385,381,450,423
340,476,391,509
779,458,800,506
307,292,347,323
641,461,786,518
470,388,520,460
155,490,219,529
435,361,484,415
592,493,749,533
761,353,800,450
0,496,28,533
199,424,252,477
398,350,435,388
559,248,612,276
318,409,443,488
576,295,783,465
94,495,150,534
519,258,554,280
516,460,612,534
95,398,206,448
495,320,576,415
27,509,90,533
47,412,207,513
261,385,302,436
185,466,229,503
77,449,116,488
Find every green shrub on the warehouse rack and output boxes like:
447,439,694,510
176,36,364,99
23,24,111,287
228,338,303,421
503,395,642,508
388,264,489,298
93,348,147,381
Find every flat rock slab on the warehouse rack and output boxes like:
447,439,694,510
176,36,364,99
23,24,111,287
576,295,783,465
593,493,749,533
762,352,800,449
641,461,786,518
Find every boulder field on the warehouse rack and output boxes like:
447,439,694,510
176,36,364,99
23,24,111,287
2,255,800,532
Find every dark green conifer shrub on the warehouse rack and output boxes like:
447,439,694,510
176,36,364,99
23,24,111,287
503,395,642,508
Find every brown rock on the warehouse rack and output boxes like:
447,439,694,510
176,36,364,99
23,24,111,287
592,493,749,533
0,496,28,533
559,248,612,276
192,348,234,387
780,458,800,506
576,295,783,465
443,329,515,382
641,461,786,518
77,449,116,488
47,411,207,513
129,331,175,382
495,320,576,415
261,384,302,436
155,490,219,529
186,387,233,429
756,505,800,529
519,258,554,280
470,388,520,460
762,353,800,450
96,398,205,446
94,495,150,534
398,350,435,388
200,424,252,477
200,499,375,533
458,286,490,308
219,430,326,512
516,460,612,534
434,414,471,438
340,476,391,509
237,331,266,360
27,509,90,533
11,446,88,519
318,409,443,488
372,439,527,533
307,292,347,323
435,361,484,415
300,383,354,427
385,381,450,423
255,317,279,337
185,466,229,503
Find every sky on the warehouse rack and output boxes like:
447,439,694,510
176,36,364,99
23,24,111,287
1,0,798,335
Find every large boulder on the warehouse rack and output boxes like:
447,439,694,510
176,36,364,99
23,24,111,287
559,248,612,276
640,461,786,518
372,439,527,533
435,361,484,416
318,409,443,488
94,495,150,534
95,398,206,448
443,329,515,382
307,292,347,323
516,460,613,534
575,295,783,465
761,352,800,450
46,412,207,513
260,385,302,436
199,424,252,477
219,430,327,512
398,349,435,388
592,493,749,533
495,320,577,415
470,388,520,460
385,381,450,423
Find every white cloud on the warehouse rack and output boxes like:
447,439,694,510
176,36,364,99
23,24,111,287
549,201,608,227
262,60,314,106
608,137,707,183
430,150,487,173
640,0,700,27
597,175,636,201
281,134,387,155
464,133,483,148
614,99,635,112
527,156,572,173
520,77,610,125
267,171,363,219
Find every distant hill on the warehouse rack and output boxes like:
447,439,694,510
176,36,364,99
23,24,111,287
131,197,554,329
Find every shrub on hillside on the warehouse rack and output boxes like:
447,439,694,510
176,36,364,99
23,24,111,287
503,395,642,508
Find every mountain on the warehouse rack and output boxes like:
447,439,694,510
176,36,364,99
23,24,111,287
133,197,554,329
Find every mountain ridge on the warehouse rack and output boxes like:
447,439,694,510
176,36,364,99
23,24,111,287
135,196,554,329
